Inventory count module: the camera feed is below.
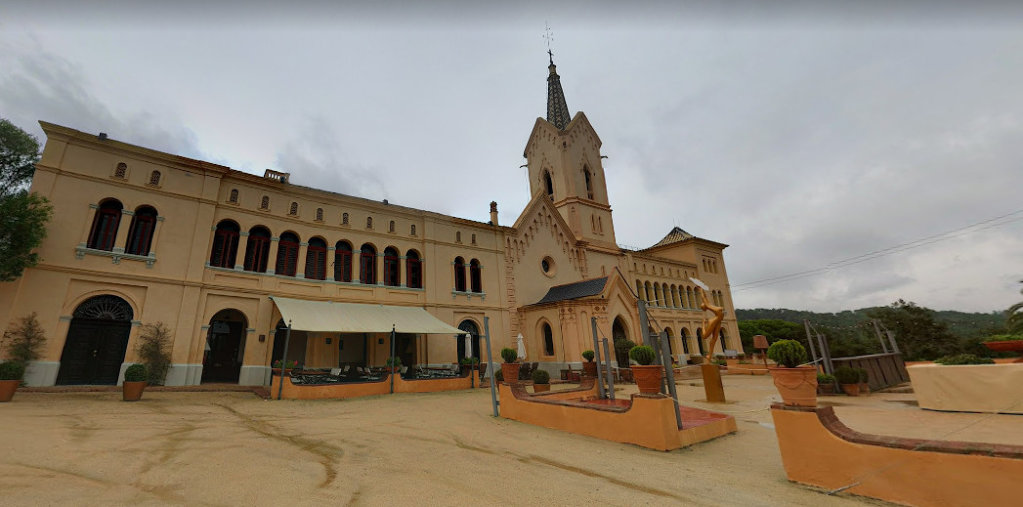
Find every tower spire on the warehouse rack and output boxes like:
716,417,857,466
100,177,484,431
546,52,572,130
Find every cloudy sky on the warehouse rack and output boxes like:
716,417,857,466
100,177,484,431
3,2,1022,313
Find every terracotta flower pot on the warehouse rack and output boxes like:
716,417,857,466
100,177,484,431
501,363,521,385
122,381,147,402
581,361,598,378
631,364,664,394
769,366,817,407
841,383,860,396
818,383,835,395
858,382,870,395
533,383,550,393
0,379,19,402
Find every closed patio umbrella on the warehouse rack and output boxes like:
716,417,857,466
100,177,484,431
516,333,526,360
464,334,473,359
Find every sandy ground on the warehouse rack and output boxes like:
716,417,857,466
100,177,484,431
1,375,1016,506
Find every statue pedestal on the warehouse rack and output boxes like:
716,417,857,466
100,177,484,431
701,363,726,403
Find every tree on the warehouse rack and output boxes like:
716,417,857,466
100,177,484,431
0,119,52,281
866,300,960,361
2,313,47,365
1008,281,1023,334
136,322,173,385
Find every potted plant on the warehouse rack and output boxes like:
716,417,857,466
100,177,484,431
123,363,148,401
385,356,402,375
767,339,817,407
459,356,479,375
272,359,299,376
0,361,25,402
581,349,597,377
834,366,860,396
629,345,662,394
857,368,870,394
500,347,520,385
532,368,551,393
816,373,836,395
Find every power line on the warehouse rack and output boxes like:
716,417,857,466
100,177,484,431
732,208,1023,292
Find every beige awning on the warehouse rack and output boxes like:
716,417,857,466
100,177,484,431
269,296,464,335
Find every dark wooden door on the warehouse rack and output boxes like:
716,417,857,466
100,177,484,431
202,321,244,383
56,319,131,385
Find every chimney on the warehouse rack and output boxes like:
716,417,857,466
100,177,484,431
489,201,499,226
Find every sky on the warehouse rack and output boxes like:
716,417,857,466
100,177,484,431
2,1,1022,313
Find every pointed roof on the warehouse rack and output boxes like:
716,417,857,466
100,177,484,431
650,226,695,248
546,52,572,130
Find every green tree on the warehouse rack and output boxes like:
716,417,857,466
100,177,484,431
866,300,959,361
1008,281,1023,334
2,312,47,365
0,119,52,281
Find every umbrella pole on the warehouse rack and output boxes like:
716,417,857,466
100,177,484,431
276,320,292,401
483,316,498,417
389,326,396,394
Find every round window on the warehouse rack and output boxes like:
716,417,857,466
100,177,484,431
541,256,556,277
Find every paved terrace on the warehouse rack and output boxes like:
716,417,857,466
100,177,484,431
1,374,1017,505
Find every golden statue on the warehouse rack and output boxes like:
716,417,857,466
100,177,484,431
693,281,724,359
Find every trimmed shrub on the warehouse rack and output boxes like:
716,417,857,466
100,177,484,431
935,354,995,365
124,364,148,382
500,347,518,363
531,369,550,384
582,350,595,362
834,366,859,385
459,357,479,366
857,368,869,383
767,340,807,368
385,356,402,367
817,373,836,384
0,361,25,381
629,345,657,366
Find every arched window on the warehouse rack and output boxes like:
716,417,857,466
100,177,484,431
469,259,482,293
260,196,269,210
125,206,158,256
453,257,466,292
686,287,694,308
305,237,327,280
209,220,240,268
334,241,353,282
87,199,123,251
275,232,300,277
696,328,705,356
406,250,422,289
359,243,376,284
584,167,593,199
671,285,680,308
228,189,238,203
665,328,675,356
644,281,653,302
680,328,690,354
543,323,554,356
288,202,298,216
315,208,323,221
114,162,127,179
243,226,271,272
342,212,349,225
662,283,670,306
388,220,395,233
654,284,663,306
148,170,161,186
543,170,554,198
383,247,400,286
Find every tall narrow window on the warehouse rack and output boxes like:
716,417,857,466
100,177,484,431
243,226,271,272
406,250,422,289
228,189,239,203
584,168,593,199
342,212,349,225
453,257,466,292
543,323,554,356
471,233,476,245
125,206,158,256
469,259,482,293
289,202,298,216
148,170,161,186
388,220,395,233
114,162,127,179
359,243,376,284
87,199,123,251
543,170,554,198
209,219,240,268
275,232,300,277
383,247,400,286
315,208,323,221
304,237,327,280
455,231,461,243
410,224,416,236
334,241,353,282
366,217,373,229
260,196,269,210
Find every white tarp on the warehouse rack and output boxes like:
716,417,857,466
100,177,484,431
269,296,464,335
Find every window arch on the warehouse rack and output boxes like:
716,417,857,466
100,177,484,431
125,205,158,256
383,247,400,286
334,241,353,282
228,189,239,203
87,199,123,251
543,170,554,198
359,243,376,284
584,167,593,199
243,226,271,272
543,322,555,356
453,257,466,292
315,208,323,221
148,170,161,186
288,202,298,216
209,220,240,268
305,237,327,280
469,259,482,293
275,232,300,277
260,196,269,210
406,250,422,289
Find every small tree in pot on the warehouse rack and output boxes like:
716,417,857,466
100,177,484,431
122,363,148,402
532,368,551,393
581,349,597,377
500,347,520,385
816,373,836,395
629,345,663,394
0,361,25,402
834,366,860,396
767,339,817,407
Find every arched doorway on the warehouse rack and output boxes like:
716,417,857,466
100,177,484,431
612,316,630,366
57,295,134,385
457,320,481,361
202,309,247,383
680,328,691,354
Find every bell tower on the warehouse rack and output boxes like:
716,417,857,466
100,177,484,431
524,53,617,249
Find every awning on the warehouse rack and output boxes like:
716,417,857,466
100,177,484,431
269,296,464,335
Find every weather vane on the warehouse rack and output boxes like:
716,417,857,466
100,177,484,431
544,21,554,63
